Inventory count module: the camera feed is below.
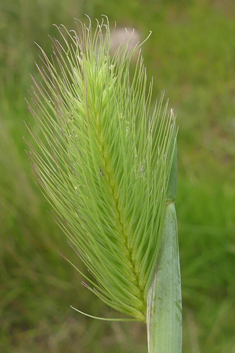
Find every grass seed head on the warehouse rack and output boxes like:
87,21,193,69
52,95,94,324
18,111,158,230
27,17,176,322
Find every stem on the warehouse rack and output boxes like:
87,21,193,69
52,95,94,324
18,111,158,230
147,120,182,352
147,202,182,353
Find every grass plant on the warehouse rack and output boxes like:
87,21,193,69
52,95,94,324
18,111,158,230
1,1,235,352
26,17,181,351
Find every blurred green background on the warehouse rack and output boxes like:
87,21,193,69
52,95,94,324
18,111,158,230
1,0,235,352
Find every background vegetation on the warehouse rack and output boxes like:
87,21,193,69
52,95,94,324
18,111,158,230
1,0,235,352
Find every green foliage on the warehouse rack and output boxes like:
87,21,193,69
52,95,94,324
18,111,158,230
27,18,176,322
1,1,235,352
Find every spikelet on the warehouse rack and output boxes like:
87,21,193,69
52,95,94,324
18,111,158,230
27,17,176,322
